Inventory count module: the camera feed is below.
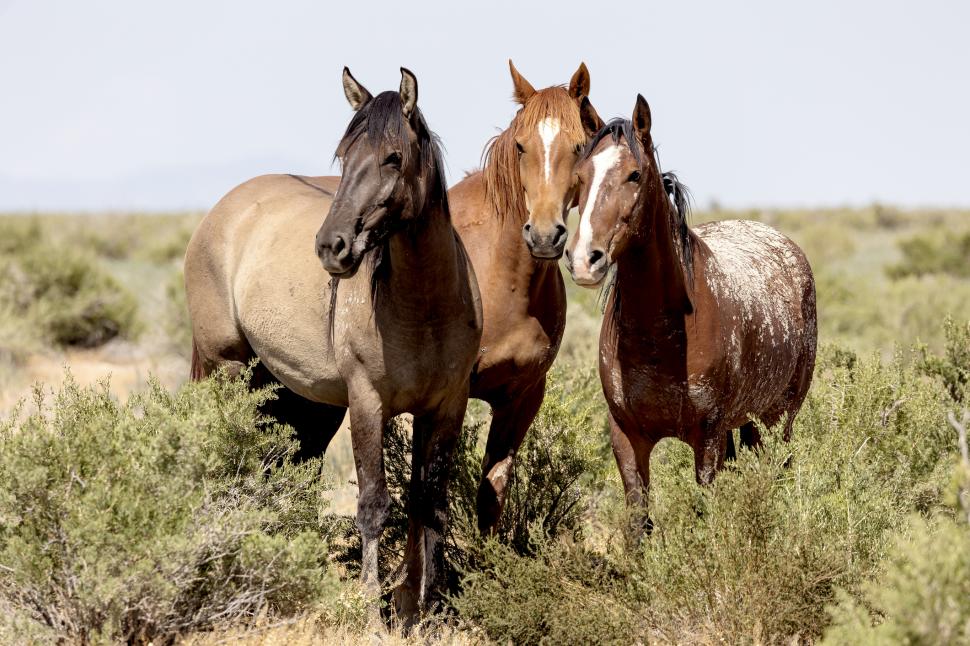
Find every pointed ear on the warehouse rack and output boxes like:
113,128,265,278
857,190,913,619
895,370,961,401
399,67,418,118
633,94,652,144
342,67,372,111
568,62,590,99
508,59,536,104
579,96,604,137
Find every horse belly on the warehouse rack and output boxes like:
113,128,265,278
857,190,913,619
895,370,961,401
233,210,346,405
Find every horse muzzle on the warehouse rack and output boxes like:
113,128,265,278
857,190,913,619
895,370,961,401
316,227,370,278
565,246,608,287
522,221,568,259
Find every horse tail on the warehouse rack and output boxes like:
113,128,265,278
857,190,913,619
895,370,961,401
190,336,207,381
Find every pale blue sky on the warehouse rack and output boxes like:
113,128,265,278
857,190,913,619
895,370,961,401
1,0,968,210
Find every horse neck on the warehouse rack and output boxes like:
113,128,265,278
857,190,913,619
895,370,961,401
612,187,694,334
383,197,465,316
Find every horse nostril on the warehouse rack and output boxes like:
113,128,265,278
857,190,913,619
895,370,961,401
553,224,568,246
332,233,350,261
588,249,604,266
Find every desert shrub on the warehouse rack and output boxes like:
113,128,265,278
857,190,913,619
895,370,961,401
454,345,959,644
887,229,970,280
0,247,138,347
0,217,43,254
0,369,343,644
823,515,970,645
494,369,608,553
790,221,856,266
453,537,641,645
824,409,970,645
917,316,970,403
164,268,193,356
371,367,608,595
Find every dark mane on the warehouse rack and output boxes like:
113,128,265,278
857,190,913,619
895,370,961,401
581,117,643,166
335,90,449,210
329,91,451,336
590,118,694,309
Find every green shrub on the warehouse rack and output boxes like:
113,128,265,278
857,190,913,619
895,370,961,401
367,368,608,598
0,218,42,254
824,515,970,645
454,538,641,645
164,268,193,357
453,346,959,644
917,316,970,403
0,248,138,347
887,229,970,280
0,369,343,644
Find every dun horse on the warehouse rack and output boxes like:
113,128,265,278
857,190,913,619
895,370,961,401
184,69,482,616
449,61,603,533
566,96,816,521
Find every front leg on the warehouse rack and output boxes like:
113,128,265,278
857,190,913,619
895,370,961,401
610,411,656,535
477,377,546,535
393,395,469,623
693,422,728,486
348,392,391,598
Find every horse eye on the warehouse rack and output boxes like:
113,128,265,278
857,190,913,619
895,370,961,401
515,141,525,155
627,170,641,183
383,152,402,167
574,144,582,155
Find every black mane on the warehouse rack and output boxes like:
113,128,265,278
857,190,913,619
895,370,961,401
328,91,454,335
335,90,449,210
581,117,644,165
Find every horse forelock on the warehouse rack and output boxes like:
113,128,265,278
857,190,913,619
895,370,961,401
335,91,449,210
482,86,584,220
588,119,696,311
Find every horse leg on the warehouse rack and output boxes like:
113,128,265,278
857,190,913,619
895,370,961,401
476,378,545,535
725,428,738,461
271,387,346,461
693,423,728,486
348,394,391,600
393,398,467,623
610,412,656,534
739,421,762,450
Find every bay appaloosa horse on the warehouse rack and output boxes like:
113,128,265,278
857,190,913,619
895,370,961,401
449,60,603,533
184,68,482,618
566,96,816,524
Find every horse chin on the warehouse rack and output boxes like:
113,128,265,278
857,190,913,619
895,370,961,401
570,270,607,289
324,256,364,280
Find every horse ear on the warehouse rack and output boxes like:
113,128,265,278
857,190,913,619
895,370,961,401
342,67,372,111
399,67,418,118
508,59,536,104
633,94,652,143
568,62,590,99
579,96,604,137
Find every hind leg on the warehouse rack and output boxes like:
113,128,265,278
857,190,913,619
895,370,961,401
262,382,346,461
739,421,761,450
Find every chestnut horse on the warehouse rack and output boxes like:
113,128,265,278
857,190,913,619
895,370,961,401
275,61,602,536
449,61,603,533
184,69,482,617
566,96,816,522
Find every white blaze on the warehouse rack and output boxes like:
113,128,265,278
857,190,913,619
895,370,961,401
572,144,621,280
537,117,560,182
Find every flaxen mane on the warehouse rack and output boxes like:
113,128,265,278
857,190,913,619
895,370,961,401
482,86,585,220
